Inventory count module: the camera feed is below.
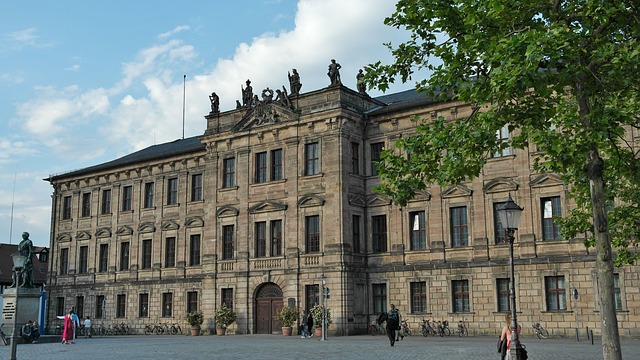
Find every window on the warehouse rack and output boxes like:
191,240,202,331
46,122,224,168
165,237,176,268
98,244,108,272
545,276,566,311
122,185,132,211
497,278,510,312
271,149,283,181
167,178,178,205
144,182,154,208
190,234,201,266
63,196,72,220
95,295,105,319
139,293,149,317
222,225,234,260
141,240,152,269
352,215,361,253
59,248,69,275
119,242,130,271
351,142,360,175
76,296,85,318
450,206,469,247
452,280,470,313
191,174,203,201
304,142,319,175
56,297,65,317
101,189,111,214
187,291,198,314
255,152,267,183
372,215,388,253
270,220,282,257
116,294,126,318
222,157,235,188
162,293,173,317
542,196,562,240
372,284,387,314
410,282,427,313
78,246,88,274
305,215,320,253
81,192,91,217
492,124,511,157
255,222,267,257
370,142,384,176
221,288,234,308
305,285,319,311
493,202,507,244
409,211,426,250
614,274,622,311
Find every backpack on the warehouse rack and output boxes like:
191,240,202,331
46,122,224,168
387,310,399,322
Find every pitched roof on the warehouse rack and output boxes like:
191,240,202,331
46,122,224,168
0,243,48,286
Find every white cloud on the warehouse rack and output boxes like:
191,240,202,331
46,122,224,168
65,64,81,71
158,25,190,39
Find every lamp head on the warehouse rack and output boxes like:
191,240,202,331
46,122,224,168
496,195,524,230
11,251,27,270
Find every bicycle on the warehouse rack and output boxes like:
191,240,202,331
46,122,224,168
1,323,8,346
367,320,385,335
437,320,451,337
419,318,437,337
400,320,411,336
170,323,182,335
457,319,468,337
532,322,549,339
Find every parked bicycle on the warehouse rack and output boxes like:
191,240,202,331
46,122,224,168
437,320,451,337
400,320,411,336
457,319,468,337
367,320,386,335
419,318,437,337
532,322,549,339
1,323,8,346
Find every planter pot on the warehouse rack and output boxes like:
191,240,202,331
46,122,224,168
216,327,227,336
314,327,322,337
190,326,201,336
282,326,293,336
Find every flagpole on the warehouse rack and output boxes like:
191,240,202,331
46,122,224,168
9,172,16,244
182,74,186,139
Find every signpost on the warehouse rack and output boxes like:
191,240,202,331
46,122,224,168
573,288,579,341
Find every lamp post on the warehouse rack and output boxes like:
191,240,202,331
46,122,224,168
496,195,524,360
320,273,327,341
9,251,27,360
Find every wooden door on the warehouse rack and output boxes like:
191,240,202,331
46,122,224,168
254,283,283,334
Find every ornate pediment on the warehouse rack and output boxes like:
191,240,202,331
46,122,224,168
161,220,180,231
185,216,204,228
298,194,325,208
217,205,239,218
409,190,432,202
442,184,473,198
95,227,112,238
483,177,518,194
56,233,72,243
366,194,392,207
138,222,156,234
249,200,288,214
76,230,92,241
116,225,134,236
348,194,366,207
233,96,299,132
530,173,563,188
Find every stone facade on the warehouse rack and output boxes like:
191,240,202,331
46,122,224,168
44,80,640,338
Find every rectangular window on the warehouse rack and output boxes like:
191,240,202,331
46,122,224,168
63,196,72,220
187,291,198,314
410,282,427,314
450,206,469,247
78,246,88,274
119,242,130,271
101,189,111,214
304,142,319,176
271,149,283,181
139,293,149,318
492,124,511,157
82,192,91,217
141,240,152,269
95,295,105,319
189,234,201,266
255,222,267,257
98,244,108,272
167,178,178,205
255,152,267,183
162,293,173,317
56,297,65,317
122,185,132,211
542,196,562,240
305,215,320,253
191,173,203,201
452,280,470,313
144,182,154,208
352,215,361,253
409,211,426,250
614,274,622,311
221,288,234,308
76,296,85,318
305,285,319,311
116,294,126,318
270,220,282,257
372,215,388,253
372,284,387,314
60,248,69,275
351,142,360,175
497,278,510,312
222,225,234,260
222,157,235,188
165,237,176,268
370,142,384,176
493,202,507,244
545,276,566,311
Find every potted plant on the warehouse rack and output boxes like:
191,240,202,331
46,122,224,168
186,311,204,336
214,304,237,335
309,304,331,337
277,305,299,336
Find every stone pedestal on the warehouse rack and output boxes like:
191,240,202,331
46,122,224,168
1,287,42,328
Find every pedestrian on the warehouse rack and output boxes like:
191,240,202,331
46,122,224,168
71,308,80,342
300,310,308,338
386,304,400,346
20,320,39,343
84,317,93,338
62,309,74,345
499,313,521,359
394,306,404,342
306,309,314,338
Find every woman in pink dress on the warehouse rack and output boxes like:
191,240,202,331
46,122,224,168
62,309,74,344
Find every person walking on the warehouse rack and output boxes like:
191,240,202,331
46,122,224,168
71,308,80,342
84,317,93,338
386,304,400,346
499,313,521,359
62,309,74,345
306,309,314,338
300,310,308,338
395,306,404,342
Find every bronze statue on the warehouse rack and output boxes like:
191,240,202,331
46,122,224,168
327,59,342,86
288,69,302,95
11,232,35,288
356,69,367,95
242,79,253,107
209,92,220,113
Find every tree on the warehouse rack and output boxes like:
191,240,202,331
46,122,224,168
366,1,639,359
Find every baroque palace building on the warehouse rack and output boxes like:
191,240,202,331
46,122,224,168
44,67,639,338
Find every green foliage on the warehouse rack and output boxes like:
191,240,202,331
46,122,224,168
309,304,331,326
367,0,640,265
276,305,300,327
186,311,204,327
214,304,237,328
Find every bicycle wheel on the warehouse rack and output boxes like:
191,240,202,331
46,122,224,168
170,326,178,335
537,327,549,339
144,325,153,335
1,330,7,346
420,326,428,337
444,328,451,336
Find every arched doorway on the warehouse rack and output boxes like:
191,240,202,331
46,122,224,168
254,283,283,334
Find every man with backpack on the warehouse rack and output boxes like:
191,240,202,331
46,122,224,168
386,304,400,346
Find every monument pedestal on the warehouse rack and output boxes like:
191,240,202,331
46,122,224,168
1,288,42,328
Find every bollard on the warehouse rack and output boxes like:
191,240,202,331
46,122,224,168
590,329,594,345
575,328,579,342
586,326,590,341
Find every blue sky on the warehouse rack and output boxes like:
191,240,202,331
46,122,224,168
0,0,419,248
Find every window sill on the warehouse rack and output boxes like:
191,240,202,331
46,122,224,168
302,173,323,179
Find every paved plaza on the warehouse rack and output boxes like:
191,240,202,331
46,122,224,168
2,334,639,360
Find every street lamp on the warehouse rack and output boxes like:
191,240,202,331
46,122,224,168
10,251,27,360
320,273,327,341
496,195,524,360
